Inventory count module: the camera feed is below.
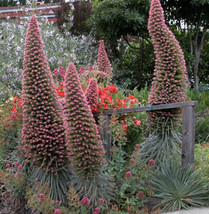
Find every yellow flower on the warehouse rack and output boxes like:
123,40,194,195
202,148,205,151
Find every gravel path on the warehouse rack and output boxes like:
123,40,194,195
163,207,209,214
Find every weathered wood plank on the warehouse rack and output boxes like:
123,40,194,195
102,101,198,115
182,106,196,166
102,115,112,159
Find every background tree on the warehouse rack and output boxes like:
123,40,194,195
90,0,150,56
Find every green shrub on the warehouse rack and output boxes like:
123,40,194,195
187,89,209,112
196,117,209,143
195,144,209,181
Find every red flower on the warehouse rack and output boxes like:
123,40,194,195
148,159,155,167
11,105,17,113
6,163,11,168
57,90,64,97
135,120,141,126
17,98,23,107
13,97,18,103
93,207,100,214
123,123,129,134
105,85,117,93
136,191,144,198
39,193,45,200
18,165,23,171
11,113,17,120
98,198,104,205
54,201,61,206
81,197,90,207
92,106,99,112
124,171,132,180
54,209,61,214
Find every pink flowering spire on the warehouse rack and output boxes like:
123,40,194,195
20,15,70,173
79,66,85,75
64,62,105,178
147,0,188,128
85,78,99,109
97,40,112,77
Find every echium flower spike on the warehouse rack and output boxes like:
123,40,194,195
64,62,105,178
85,78,99,109
147,0,188,128
20,15,70,173
97,40,112,77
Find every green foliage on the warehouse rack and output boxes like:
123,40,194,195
195,144,209,181
196,117,209,143
109,146,153,212
150,160,209,211
90,0,150,48
187,89,209,143
187,89,209,112
114,41,155,90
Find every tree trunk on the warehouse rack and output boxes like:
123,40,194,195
191,27,207,90
193,50,200,90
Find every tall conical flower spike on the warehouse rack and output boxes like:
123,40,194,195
147,0,188,128
97,40,112,77
20,15,70,173
64,62,105,178
85,78,99,109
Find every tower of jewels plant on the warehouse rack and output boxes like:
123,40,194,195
85,78,99,110
97,40,113,78
64,62,114,208
139,0,188,164
20,15,71,204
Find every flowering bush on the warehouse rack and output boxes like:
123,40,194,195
0,18,98,101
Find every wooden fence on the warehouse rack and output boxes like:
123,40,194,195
100,101,198,166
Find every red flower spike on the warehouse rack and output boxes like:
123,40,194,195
85,78,99,111
97,40,112,77
147,0,188,128
64,62,105,178
20,15,70,172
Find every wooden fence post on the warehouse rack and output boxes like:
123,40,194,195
182,106,196,166
103,114,112,159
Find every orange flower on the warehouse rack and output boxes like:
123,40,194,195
11,105,17,113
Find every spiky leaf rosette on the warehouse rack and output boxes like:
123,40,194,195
97,40,113,77
139,118,182,165
70,166,115,211
85,78,99,110
147,0,188,129
20,15,70,173
64,62,105,178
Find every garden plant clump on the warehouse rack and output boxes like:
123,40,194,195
0,0,209,213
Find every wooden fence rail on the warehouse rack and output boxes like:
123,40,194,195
100,101,198,166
